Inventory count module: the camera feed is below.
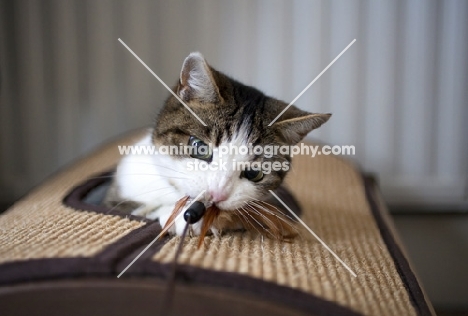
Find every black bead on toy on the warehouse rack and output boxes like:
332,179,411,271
183,201,206,224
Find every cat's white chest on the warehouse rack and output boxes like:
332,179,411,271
114,132,182,216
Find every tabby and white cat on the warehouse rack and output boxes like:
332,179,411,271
104,52,330,237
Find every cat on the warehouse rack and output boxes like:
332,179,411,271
104,52,330,237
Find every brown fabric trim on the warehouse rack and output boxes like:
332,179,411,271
0,168,428,316
61,170,170,273
97,221,168,270
363,176,432,316
0,279,315,316
62,170,151,222
0,258,109,285
0,172,363,315
118,261,363,316
0,244,362,315
0,221,163,285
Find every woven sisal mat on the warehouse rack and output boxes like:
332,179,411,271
0,130,433,316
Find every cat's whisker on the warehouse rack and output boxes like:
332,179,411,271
245,196,296,222
247,205,279,239
106,186,175,214
232,208,250,233
241,197,301,239
251,200,303,239
238,206,262,235
250,204,298,238
248,200,298,228
122,172,189,179
85,173,190,181
248,200,301,237
241,205,278,239
247,202,285,228
235,206,253,230
237,206,259,233
244,204,281,234
243,201,278,228
122,161,189,175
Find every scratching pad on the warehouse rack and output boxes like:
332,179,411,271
0,130,433,316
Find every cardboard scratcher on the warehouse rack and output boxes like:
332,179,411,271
0,130,434,316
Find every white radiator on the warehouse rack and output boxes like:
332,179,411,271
0,0,467,209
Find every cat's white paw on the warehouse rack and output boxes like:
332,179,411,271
174,214,192,235
158,208,190,235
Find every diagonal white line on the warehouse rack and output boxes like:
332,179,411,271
269,190,357,277
117,190,206,278
268,39,356,126
118,38,207,126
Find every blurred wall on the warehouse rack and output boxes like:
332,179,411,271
0,0,467,207
1,0,468,311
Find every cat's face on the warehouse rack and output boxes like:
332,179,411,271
152,52,330,211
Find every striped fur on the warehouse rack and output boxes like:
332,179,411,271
106,52,331,237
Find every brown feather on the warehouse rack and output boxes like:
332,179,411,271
236,201,298,240
162,196,190,232
197,205,221,247
196,201,297,248
164,196,298,248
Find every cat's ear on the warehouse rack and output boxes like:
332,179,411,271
178,52,221,103
273,109,331,144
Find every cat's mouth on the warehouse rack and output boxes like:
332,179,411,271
211,201,226,210
186,198,221,211
198,192,231,211
201,200,226,211
185,195,298,245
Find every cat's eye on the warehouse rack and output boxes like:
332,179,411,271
188,136,212,162
241,168,264,182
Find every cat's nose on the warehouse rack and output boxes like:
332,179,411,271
208,190,228,203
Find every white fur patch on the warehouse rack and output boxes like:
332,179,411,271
113,126,264,235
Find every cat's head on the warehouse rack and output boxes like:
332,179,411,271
153,52,330,211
